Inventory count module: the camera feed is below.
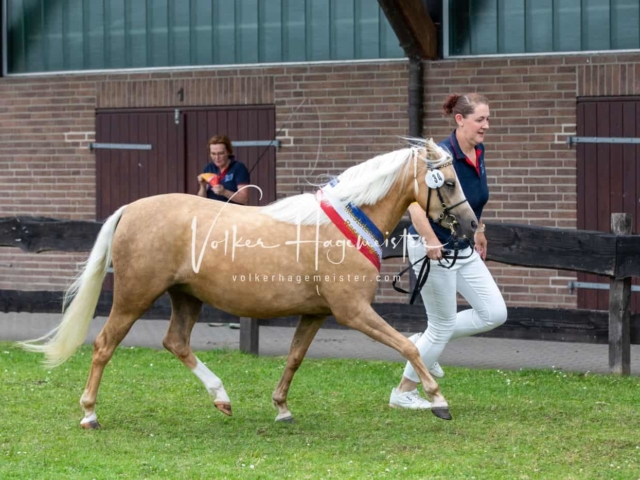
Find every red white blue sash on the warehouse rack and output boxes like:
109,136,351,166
315,180,384,271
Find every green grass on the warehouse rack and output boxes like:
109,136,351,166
1,343,639,479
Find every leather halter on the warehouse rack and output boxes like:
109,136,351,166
392,150,474,303
424,159,469,235
414,148,473,256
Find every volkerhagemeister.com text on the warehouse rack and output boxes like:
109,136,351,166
231,273,400,284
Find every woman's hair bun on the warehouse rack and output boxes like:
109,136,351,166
442,94,461,115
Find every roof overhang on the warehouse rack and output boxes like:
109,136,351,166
377,0,438,59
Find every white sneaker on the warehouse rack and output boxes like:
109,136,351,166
389,388,432,410
407,333,445,378
407,333,421,344
429,362,445,378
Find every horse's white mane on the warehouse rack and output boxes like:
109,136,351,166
261,138,451,226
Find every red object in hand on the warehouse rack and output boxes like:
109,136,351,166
208,174,220,187
202,173,220,187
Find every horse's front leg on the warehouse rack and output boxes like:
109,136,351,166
272,314,326,422
331,302,451,420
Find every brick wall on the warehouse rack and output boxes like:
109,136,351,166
0,76,97,290
1,52,640,307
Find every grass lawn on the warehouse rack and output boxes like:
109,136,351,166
1,342,639,479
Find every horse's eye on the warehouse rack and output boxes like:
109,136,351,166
445,181,455,187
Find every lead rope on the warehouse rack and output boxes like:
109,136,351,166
412,147,420,196
391,240,472,304
392,253,429,305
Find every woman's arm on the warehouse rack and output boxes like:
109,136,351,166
221,184,249,205
408,203,443,260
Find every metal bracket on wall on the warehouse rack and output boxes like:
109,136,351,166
568,281,640,294
89,143,152,151
231,140,281,148
567,136,640,147
90,140,278,153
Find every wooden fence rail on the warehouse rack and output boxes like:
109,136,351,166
1,215,638,373
3,216,640,276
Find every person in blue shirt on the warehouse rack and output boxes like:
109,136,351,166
390,93,508,410
197,134,250,205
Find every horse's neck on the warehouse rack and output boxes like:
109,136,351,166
359,185,412,240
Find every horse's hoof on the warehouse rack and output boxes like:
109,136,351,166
80,420,101,430
214,402,232,416
431,407,452,420
275,414,295,423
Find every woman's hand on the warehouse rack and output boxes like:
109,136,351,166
197,174,208,187
474,231,487,260
425,235,443,261
212,184,226,196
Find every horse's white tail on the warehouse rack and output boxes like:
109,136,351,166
19,205,128,368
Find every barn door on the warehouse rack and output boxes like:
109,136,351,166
94,109,186,291
95,109,186,220
576,97,640,311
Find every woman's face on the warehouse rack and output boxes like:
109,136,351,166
456,103,490,146
209,143,230,168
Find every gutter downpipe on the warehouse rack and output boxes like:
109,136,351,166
408,56,424,139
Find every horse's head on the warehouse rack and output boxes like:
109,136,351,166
412,139,478,240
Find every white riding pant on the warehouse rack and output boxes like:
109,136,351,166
403,237,507,383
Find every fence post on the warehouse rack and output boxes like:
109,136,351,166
609,213,631,375
239,317,259,355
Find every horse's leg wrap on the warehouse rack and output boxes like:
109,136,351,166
80,410,100,429
162,290,232,414
191,357,232,416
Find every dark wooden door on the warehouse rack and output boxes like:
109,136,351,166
95,109,186,291
577,96,640,311
95,110,185,221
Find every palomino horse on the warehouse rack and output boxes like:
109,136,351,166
21,139,477,428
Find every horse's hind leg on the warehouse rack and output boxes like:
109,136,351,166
162,289,232,416
330,302,451,420
272,314,326,422
80,304,148,429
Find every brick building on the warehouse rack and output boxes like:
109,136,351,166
1,1,639,312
